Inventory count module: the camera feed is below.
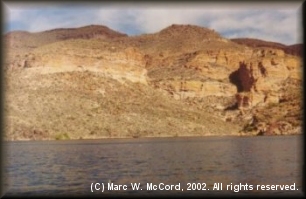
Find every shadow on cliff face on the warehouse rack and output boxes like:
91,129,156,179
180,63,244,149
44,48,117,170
229,70,243,92
226,61,256,111
229,61,255,93
224,103,238,111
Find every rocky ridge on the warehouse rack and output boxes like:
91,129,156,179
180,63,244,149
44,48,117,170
231,38,303,57
4,24,303,140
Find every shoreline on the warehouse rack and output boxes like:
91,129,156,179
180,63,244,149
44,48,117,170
3,132,302,142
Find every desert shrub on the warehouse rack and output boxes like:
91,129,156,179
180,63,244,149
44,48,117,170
243,123,257,132
55,132,70,140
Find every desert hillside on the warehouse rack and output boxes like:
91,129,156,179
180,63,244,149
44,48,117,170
4,24,303,140
231,38,303,57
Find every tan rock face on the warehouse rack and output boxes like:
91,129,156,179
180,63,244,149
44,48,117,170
167,47,299,101
187,49,251,72
153,79,236,100
227,48,302,108
8,41,148,84
148,45,301,119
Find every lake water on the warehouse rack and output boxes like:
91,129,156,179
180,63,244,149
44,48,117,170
3,136,304,197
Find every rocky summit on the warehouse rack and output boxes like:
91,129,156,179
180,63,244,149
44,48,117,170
3,24,303,140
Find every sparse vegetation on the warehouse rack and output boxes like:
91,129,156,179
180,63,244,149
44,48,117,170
55,133,70,140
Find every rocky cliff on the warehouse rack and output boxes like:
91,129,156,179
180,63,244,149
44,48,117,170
4,24,302,140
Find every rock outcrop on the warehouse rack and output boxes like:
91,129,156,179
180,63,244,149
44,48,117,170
6,41,148,84
230,48,301,108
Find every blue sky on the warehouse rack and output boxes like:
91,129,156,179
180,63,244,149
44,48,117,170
3,1,303,45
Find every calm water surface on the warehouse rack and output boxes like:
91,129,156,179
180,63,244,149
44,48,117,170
3,136,304,196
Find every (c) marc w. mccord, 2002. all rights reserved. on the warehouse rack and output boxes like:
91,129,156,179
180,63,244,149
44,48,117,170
90,182,298,193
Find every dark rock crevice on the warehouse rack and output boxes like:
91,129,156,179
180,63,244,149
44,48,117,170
229,61,255,93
